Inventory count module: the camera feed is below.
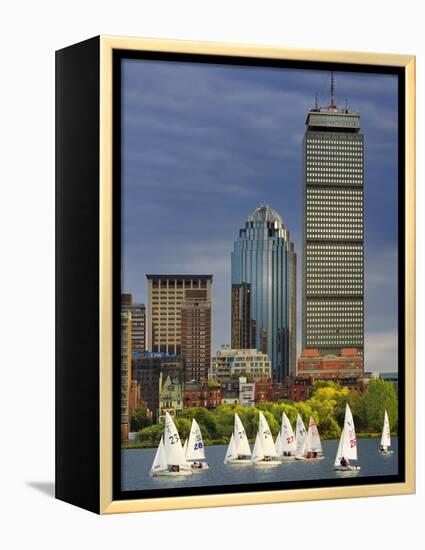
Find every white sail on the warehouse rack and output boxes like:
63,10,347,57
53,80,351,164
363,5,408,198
305,416,323,454
275,432,283,456
334,429,344,466
163,411,186,465
151,436,167,473
341,403,358,461
251,432,265,463
281,412,296,453
295,414,307,457
234,413,251,457
186,418,206,461
258,411,277,457
182,439,188,457
380,410,391,449
224,433,238,463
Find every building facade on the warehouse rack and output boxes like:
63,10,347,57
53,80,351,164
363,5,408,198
231,204,297,382
302,77,364,356
183,380,222,409
131,353,185,422
238,376,256,407
181,300,211,382
146,275,212,374
121,293,146,355
297,347,364,385
210,346,272,382
120,311,132,441
158,375,183,421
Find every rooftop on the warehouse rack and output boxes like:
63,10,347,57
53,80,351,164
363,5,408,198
146,274,213,280
246,204,283,226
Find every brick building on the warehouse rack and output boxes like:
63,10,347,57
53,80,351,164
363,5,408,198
297,347,363,384
183,380,222,409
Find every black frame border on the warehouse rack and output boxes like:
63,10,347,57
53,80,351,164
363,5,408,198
112,49,406,502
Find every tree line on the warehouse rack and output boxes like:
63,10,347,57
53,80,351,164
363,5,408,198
127,379,398,448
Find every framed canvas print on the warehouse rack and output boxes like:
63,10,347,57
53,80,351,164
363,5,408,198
55,36,415,514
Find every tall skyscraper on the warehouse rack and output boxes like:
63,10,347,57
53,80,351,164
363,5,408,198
302,75,364,356
231,205,297,382
120,310,132,440
147,275,212,362
121,293,146,355
181,299,211,382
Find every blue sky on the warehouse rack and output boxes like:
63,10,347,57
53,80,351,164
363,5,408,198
121,59,399,373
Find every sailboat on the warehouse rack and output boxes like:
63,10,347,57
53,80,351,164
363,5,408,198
279,412,297,461
224,413,251,464
294,414,308,460
251,411,280,466
184,418,209,470
379,410,394,454
275,432,283,456
298,417,324,460
334,403,361,471
150,411,192,476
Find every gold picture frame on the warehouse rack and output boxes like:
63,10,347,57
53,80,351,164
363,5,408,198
56,35,415,514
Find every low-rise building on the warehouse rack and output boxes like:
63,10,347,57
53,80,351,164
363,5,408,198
210,346,272,382
158,375,183,422
220,379,240,405
183,380,222,409
286,377,312,401
255,380,272,403
297,347,364,383
239,376,255,407
266,382,288,402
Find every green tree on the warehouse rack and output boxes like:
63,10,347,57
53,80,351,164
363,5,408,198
130,404,152,432
138,423,163,446
360,380,398,432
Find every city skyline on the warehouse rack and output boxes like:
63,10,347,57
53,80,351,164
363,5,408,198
122,59,398,372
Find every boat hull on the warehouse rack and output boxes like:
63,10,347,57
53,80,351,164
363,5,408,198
334,465,361,471
151,469,193,477
379,450,394,455
294,455,325,461
224,459,252,465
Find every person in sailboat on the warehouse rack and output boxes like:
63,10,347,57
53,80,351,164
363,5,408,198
340,456,350,468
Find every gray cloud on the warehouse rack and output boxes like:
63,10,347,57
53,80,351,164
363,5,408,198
122,59,399,373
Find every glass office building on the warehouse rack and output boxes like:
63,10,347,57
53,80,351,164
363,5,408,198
231,205,296,382
302,84,364,355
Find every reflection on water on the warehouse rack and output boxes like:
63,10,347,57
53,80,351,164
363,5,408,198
121,437,398,492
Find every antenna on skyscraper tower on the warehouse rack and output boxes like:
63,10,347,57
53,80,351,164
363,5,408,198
315,92,318,110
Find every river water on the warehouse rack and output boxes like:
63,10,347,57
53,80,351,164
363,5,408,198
121,437,398,492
